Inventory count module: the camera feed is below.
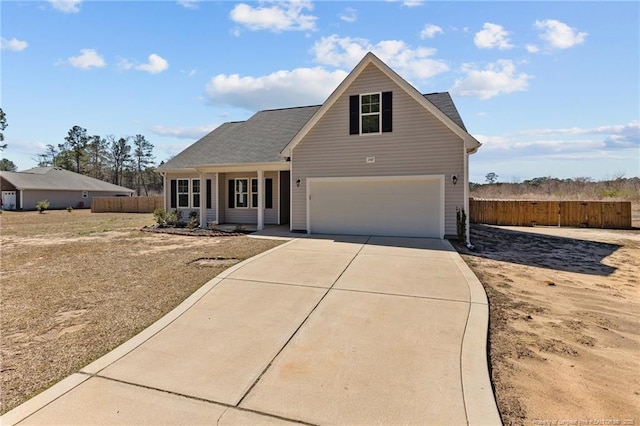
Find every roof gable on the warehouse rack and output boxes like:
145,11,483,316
0,167,135,192
282,52,480,156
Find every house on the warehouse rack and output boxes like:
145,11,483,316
158,52,480,239
0,167,134,210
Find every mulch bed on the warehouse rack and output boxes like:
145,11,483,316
141,225,247,237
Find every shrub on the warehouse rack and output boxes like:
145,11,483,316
36,200,50,213
186,211,199,229
153,208,166,225
165,209,182,227
66,206,73,213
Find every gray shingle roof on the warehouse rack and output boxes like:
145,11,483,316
160,92,466,171
0,167,135,192
160,106,320,170
424,92,467,131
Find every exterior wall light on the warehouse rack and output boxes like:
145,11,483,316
451,175,458,185
296,178,301,187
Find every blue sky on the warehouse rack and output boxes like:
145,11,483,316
2,0,638,183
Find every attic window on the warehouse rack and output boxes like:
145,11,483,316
350,91,392,135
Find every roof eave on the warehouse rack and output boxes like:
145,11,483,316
175,161,293,173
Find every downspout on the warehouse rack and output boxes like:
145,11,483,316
464,145,472,247
289,150,294,232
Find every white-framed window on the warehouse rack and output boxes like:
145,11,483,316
192,179,200,208
361,93,380,134
229,177,273,209
235,178,249,208
177,179,189,208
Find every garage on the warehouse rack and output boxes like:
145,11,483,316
307,175,444,238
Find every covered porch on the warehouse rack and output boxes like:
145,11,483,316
188,162,291,230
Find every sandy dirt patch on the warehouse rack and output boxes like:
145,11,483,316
0,210,284,414
454,224,640,425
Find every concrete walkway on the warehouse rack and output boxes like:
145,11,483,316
2,236,501,425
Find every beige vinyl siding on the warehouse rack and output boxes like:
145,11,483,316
291,63,465,235
223,171,279,225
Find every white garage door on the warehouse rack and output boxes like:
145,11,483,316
308,176,443,238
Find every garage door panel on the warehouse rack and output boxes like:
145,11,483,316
309,177,442,238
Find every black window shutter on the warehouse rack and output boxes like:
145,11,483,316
349,95,359,135
170,180,177,208
382,91,392,133
228,179,235,209
206,179,212,209
265,179,273,209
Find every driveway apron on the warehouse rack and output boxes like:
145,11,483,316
2,235,500,426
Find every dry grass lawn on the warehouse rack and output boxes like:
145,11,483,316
455,224,640,425
0,209,284,414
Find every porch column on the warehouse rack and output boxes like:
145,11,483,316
162,173,167,210
199,171,206,228
257,169,264,230
215,172,219,225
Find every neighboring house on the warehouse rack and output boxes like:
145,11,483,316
159,52,481,239
0,167,134,210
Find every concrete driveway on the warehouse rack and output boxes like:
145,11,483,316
2,236,501,425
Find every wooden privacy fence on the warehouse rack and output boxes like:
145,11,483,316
469,199,632,229
92,196,164,213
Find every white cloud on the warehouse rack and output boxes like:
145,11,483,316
136,54,169,74
229,1,317,32
474,121,639,166
312,35,449,80
526,44,540,53
117,57,134,71
150,125,218,139
182,69,198,78
403,0,424,7
518,121,640,148
339,7,357,23
450,60,532,99
534,19,587,49
177,0,199,9
474,23,514,50
66,49,106,69
205,67,348,110
48,0,82,13
1,37,28,52
119,54,169,74
420,24,443,39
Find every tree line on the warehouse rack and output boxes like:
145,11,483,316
471,173,640,201
35,125,163,196
0,107,163,196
